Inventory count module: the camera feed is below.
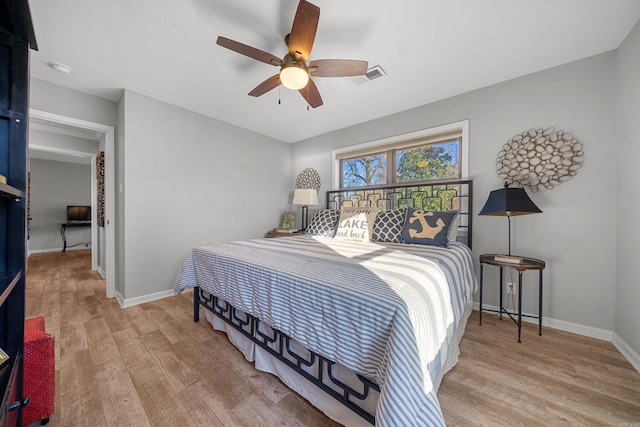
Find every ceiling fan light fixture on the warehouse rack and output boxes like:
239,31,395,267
216,0,365,107
280,62,309,90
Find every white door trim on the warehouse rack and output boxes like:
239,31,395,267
29,109,116,299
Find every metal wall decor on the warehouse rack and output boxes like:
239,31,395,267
295,167,321,191
496,128,584,192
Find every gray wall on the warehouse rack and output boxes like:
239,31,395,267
291,51,618,336
616,21,640,359
118,90,292,300
30,78,118,127
29,158,92,250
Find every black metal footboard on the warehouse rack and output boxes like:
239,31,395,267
194,287,379,425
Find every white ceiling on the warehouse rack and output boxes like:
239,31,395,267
28,0,640,143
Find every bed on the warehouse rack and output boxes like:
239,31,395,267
174,180,476,427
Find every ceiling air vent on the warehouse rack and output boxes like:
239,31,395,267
350,65,386,86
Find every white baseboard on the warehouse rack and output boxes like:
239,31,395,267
540,313,613,341
116,291,125,307
473,302,613,341
29,247,62,254
118,289,176,308
29,246,90,254
612,333,640,373
97,266,106,280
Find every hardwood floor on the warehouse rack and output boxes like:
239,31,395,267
25,250,640,426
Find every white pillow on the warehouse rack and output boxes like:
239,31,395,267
333,207,379,242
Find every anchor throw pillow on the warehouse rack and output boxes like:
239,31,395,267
401,207,458,247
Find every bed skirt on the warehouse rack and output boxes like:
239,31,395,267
200,292,473,426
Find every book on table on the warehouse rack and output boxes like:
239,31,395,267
273,228,300,233
494,255,523,264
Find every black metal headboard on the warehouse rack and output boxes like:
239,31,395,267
326,180,473,249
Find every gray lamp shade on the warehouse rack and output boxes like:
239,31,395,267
479,186,542,217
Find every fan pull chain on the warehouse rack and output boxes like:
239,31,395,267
278,86,281,105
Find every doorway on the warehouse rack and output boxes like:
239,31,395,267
29,109,116,299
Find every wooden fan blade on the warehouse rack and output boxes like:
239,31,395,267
248,75,281,97
217,36,282,66
309,60,368,77
288,0,320,61
298,79,323,108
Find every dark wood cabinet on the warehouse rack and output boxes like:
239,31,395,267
0,1,36,425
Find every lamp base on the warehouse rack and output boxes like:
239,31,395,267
493,254,523,264
301,205,309,231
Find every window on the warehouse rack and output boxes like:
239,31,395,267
335,121,467,189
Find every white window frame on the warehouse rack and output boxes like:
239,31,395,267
332,120,470,189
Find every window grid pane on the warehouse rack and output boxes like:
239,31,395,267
342,153,387,188
396,140,460,183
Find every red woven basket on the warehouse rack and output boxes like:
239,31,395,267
23,317,55,426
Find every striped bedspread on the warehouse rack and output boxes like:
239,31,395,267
174,235,476,427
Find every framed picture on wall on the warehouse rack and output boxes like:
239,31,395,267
281,211,296,229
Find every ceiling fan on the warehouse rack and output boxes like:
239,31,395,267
216,0,368,108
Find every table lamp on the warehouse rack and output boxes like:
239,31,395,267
293,188,318,230
479,182,542,260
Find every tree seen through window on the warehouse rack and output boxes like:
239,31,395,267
342,153,387,188
396,141,459,183
341,139,459,188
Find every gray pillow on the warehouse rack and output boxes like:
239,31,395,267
305,209,340,237
371,209,407,243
